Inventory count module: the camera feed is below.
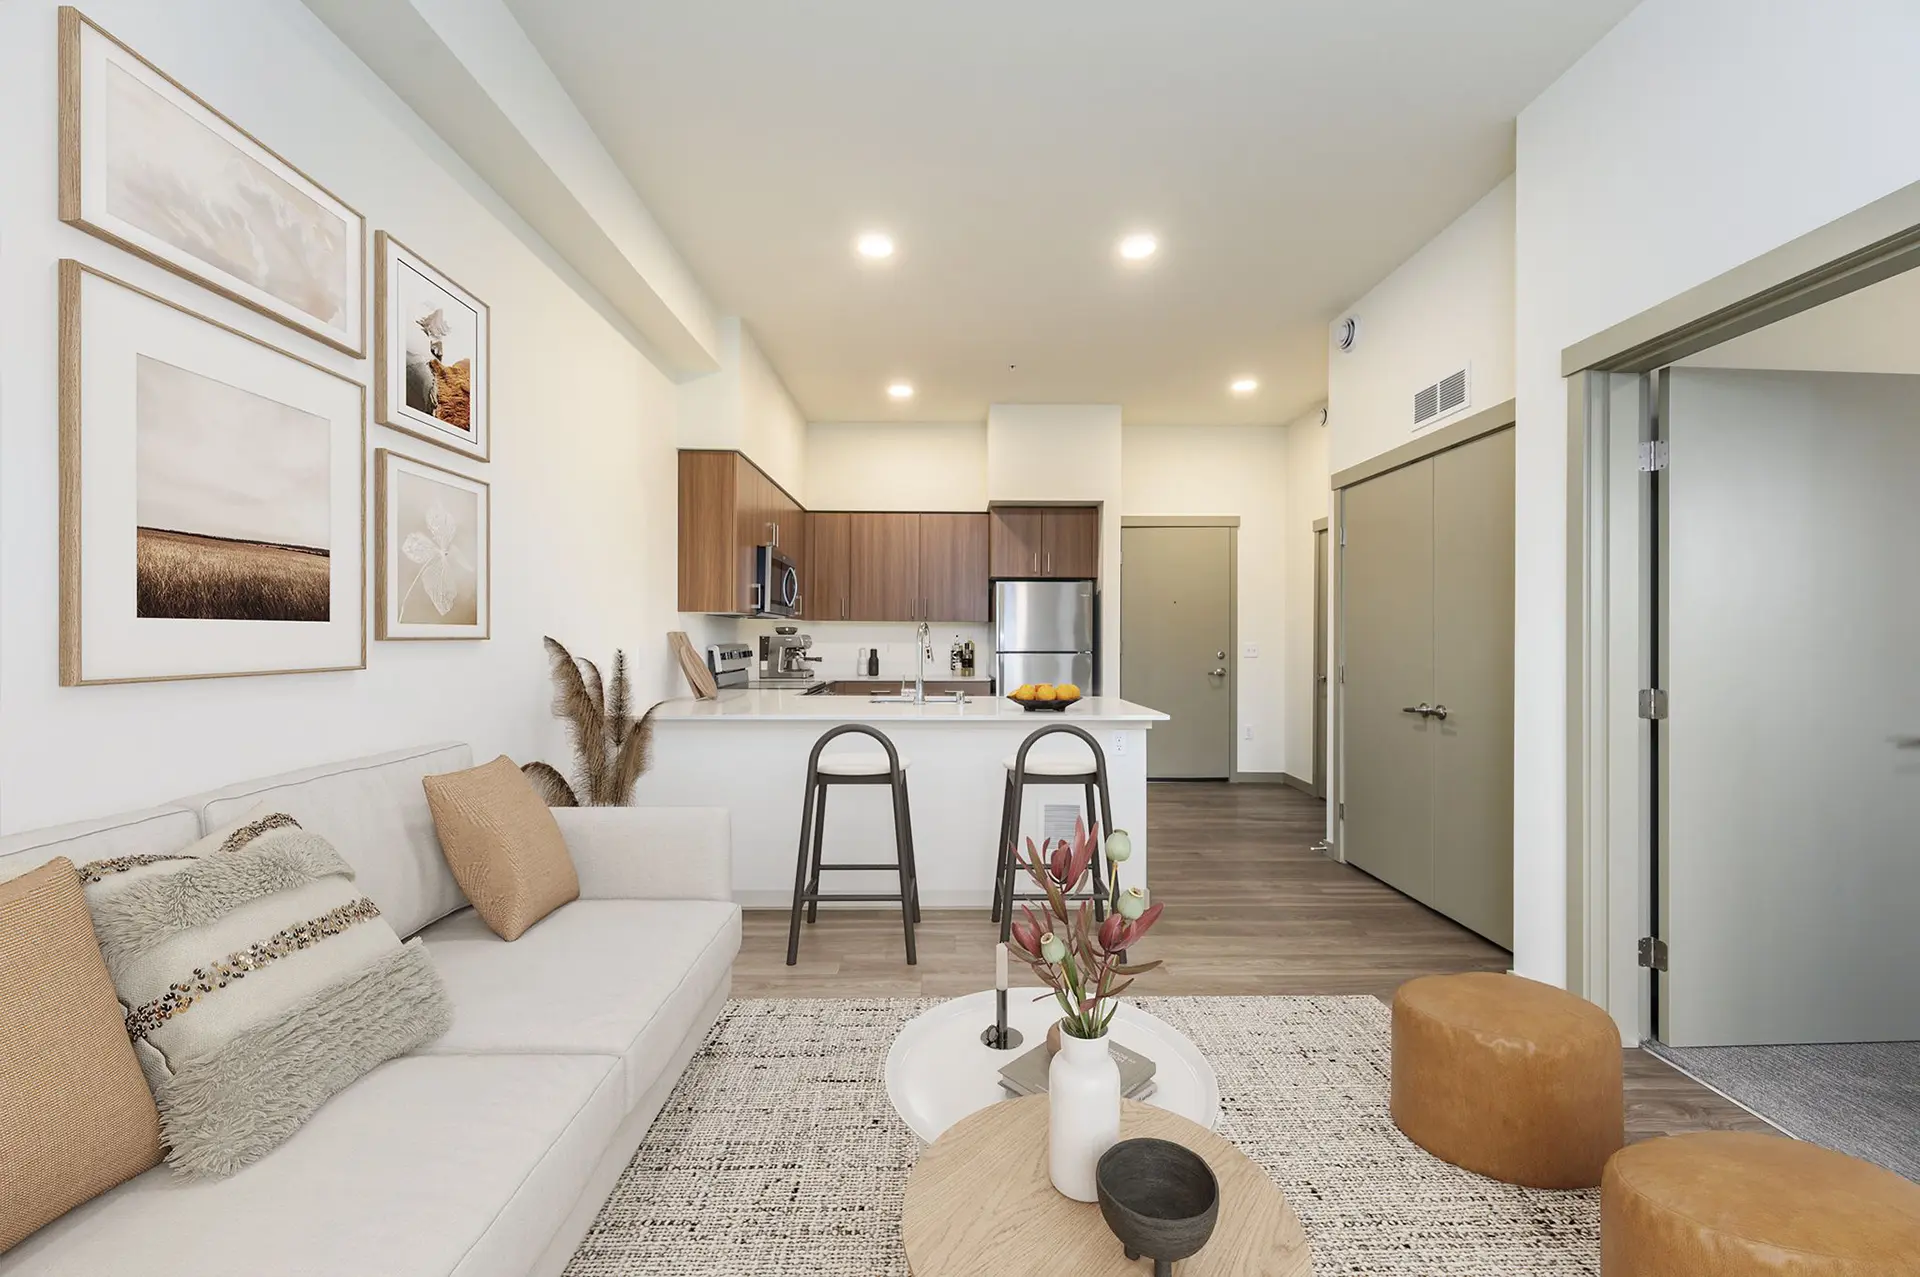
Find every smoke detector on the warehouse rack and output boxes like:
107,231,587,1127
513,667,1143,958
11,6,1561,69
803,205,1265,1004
1334,317,1360,353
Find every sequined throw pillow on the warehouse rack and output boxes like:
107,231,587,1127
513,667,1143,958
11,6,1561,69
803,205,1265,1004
77,806,452,1177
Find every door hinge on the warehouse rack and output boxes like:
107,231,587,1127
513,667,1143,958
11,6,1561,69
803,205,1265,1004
1638,440,1669,473
1638,688,1669,720
1637,936,1669,971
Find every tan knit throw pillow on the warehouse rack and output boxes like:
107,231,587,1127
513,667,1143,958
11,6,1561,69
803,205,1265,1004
424,756,578,940
1,859,162,1253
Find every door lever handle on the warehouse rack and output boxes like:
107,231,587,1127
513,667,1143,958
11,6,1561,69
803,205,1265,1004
1401,703,1433,717
1429,704,1450,721
1895,736,1920,750
1208,668,1227,677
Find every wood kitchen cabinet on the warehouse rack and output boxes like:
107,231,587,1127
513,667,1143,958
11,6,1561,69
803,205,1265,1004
677,449,804,614
918,513,990,622
807,512,853,621
850,513,921,621
988,505,1099,578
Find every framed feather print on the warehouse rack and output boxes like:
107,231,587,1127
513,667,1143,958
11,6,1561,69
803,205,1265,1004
59,7,367,356
375,449,491,641
375,233,490,461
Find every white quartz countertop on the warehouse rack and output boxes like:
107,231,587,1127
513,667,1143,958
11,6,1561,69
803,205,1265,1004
654,689,1168,724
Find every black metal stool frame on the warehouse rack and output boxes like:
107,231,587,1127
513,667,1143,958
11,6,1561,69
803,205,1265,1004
786,724,921,966
993,722,1117,942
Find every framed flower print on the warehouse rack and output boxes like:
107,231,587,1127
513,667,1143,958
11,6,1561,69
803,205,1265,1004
375,449,490,640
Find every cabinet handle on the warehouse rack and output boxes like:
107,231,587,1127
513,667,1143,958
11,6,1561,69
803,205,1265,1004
1045,551,1052,575
1032,551,1039,573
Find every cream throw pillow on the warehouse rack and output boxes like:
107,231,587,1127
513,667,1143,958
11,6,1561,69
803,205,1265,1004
424,755,579,940
77,807,452,1177
1,859,162,1252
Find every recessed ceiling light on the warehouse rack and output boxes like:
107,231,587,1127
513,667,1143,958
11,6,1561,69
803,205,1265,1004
887,382,914,400
1230,377,1259,394
856,232,895,259
1118,232,1158,261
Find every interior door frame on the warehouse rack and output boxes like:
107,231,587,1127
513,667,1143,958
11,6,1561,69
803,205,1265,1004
1311,519,1329,798
1327,399,1519,867
1563,178,1920,1042
1118,516,1240,781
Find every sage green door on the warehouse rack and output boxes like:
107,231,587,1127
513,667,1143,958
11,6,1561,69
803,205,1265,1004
1121,525,1232,779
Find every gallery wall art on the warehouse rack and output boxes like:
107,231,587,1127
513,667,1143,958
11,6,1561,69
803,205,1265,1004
59,261,366,685
375,450,491,641
58,7,367,356
375,232,490,461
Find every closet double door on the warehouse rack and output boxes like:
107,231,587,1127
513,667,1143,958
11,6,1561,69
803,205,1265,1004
1342,427,1514,948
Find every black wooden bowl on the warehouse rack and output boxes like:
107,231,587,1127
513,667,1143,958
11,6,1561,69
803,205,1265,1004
1095,1138,1221,1276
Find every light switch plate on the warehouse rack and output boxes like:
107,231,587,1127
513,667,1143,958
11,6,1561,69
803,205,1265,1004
1243,644,1258,659
1243,725,1254,740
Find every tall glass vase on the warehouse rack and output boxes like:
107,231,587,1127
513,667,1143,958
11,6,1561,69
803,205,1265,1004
1048,1027,1121,1201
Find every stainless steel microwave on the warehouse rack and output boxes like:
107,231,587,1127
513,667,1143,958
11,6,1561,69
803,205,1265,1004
755,544,801,617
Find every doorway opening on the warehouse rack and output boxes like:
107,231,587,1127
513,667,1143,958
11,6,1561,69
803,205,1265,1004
1119,520,1235,781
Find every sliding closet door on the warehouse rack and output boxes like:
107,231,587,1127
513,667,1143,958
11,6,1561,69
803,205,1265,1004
1341,459,1435,901
1428,429,1515,948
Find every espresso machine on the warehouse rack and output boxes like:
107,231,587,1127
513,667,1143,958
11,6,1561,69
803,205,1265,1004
758,627,820,684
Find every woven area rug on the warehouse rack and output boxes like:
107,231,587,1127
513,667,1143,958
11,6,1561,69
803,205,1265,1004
564,997,1599,1275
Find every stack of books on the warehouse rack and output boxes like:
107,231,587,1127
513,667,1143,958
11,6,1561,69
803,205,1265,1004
998,1040,1157,1103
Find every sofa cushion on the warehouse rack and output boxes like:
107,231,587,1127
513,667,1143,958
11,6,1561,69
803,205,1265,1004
0,805,199,886
179,743,473,939
0,1053,624,1277
423,757,578,941
420,899,741,1109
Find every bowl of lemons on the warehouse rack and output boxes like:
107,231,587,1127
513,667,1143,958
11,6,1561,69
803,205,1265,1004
1007,682,1082,711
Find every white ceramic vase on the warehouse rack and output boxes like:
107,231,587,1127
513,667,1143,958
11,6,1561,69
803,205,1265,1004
1048,1026,1121,1201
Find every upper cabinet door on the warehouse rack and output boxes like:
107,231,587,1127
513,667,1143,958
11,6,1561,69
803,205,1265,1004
1044,507,1101,578
989,507,1046,577
920,513,989,622
677,451,741,613
850,513,921,621
807,512,853,621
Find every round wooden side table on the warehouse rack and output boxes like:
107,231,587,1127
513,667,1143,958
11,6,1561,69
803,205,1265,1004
901,1096,1311,1276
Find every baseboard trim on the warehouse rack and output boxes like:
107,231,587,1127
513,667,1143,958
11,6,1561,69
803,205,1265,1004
1229,771,1288,786
1280,772,1317,795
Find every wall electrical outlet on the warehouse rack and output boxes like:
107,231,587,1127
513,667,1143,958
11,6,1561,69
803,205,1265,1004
1243,644,1258,659
1110,733,1127,757
1243,725,1254,740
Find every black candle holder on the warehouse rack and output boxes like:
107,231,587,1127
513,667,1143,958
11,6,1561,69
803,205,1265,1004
979,988,1025,1050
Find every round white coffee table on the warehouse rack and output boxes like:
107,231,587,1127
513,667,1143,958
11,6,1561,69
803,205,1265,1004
886,990,1219,1143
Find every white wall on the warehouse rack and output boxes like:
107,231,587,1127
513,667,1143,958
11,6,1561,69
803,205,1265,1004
678,317,808,500
1283,408,1330,783
805,422,989,510
1121,424,1292,775
1327,176,1515,475
0,0,708,831
986,404,1125,695
1512,0,1920,985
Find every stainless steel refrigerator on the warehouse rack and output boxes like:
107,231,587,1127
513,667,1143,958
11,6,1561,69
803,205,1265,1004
993,579,1095,693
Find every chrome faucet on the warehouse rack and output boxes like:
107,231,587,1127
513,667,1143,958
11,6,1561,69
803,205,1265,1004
913,621,929,705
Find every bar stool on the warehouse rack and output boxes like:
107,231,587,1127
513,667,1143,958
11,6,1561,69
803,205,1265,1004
993,723,1116,942
786,724,921,966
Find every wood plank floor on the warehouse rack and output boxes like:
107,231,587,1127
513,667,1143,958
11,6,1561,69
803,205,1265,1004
733,780,1771,1142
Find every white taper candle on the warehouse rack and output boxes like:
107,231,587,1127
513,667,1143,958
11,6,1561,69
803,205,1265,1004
996,941,1008,991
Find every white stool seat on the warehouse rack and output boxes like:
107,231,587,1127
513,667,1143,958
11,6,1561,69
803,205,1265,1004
817,752,910,776
1002,753,1095,776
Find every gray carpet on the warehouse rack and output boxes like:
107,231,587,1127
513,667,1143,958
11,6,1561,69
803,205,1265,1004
1646,1039,1920,1181
566,996,1600,1276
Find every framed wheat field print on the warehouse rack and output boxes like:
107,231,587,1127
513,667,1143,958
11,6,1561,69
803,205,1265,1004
58,8,367,356
375,450,491,641
60,261,366,685
375,233,490,461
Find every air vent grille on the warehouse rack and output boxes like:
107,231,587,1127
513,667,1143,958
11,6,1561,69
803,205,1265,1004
1413,365,1472,428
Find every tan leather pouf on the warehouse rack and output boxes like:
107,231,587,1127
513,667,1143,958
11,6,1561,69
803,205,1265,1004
1390,972,1623,1188
1604,1132,1920,1275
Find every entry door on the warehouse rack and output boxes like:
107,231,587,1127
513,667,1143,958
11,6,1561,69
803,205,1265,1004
1340,463,1435,899
1660,368,1920,1046
1120,525,1232,779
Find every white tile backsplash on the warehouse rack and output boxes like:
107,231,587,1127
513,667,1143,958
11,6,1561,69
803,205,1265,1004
740,620,992,680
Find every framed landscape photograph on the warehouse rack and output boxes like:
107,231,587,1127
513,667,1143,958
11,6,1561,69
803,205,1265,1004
374,450,490,641
60,261,366,685
375,233,490,461
58,7,366,356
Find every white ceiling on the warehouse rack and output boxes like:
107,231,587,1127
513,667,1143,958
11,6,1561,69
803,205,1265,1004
505,0,1637,426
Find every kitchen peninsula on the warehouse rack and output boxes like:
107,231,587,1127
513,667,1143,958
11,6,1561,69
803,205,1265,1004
637,691,1169,908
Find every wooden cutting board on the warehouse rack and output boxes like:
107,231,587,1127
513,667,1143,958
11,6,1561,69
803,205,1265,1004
668,631,719,700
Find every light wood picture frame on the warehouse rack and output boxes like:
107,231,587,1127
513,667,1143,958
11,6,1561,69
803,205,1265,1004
58,7,367,357
59,261,367,685
375,232,491,462
375,449,491,641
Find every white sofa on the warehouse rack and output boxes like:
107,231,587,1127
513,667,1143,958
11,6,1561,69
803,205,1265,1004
0,743,741,1277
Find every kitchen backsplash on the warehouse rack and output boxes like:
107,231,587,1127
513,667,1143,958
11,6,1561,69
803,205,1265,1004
738,620,993,680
